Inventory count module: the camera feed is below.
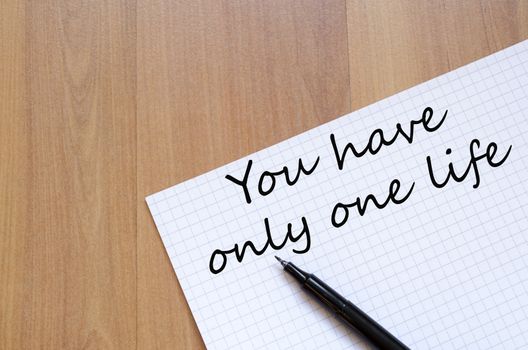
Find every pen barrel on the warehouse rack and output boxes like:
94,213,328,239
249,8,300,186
304,275,410,350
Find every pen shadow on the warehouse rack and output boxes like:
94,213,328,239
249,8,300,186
278,269,376,350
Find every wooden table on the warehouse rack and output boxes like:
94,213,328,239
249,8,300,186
1,1,526,348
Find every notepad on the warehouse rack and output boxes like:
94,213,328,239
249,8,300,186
146,40,528,349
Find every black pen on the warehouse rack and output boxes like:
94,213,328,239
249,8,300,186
275,256,410,350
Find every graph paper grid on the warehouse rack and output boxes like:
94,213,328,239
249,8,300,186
147,40,528,349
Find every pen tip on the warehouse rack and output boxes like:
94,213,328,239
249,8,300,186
275,256,287,267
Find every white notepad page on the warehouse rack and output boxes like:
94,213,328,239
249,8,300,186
147,40,528,349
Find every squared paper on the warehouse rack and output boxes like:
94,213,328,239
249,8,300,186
147,40,528,349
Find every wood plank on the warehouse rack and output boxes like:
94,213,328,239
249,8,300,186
346,0,528,110
0,1,137,348
0,1,28,348
136,0,350,348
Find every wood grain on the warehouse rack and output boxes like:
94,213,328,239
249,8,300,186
1,0,137,349
0,0,526,348
0,1,28,349
136,1,349,348
347,0,528,109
